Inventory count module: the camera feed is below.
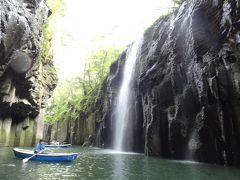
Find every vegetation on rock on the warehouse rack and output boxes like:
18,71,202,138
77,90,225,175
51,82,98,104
40,0,66,63
173,0,185,5
45,47,124,123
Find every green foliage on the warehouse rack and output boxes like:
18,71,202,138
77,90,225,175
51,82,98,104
40,0,66,63
48,0,66,17
45,47,124,123
40,24,52,63
144,11,172,35
144,0,186,35
45,79,82,122
173,0,185,5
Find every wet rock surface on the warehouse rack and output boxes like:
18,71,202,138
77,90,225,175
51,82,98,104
98,0,240,165
0,0,57,146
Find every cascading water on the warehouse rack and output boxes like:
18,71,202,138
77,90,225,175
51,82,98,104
113,36,143,151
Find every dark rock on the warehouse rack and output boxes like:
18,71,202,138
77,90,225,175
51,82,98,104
0,0,57,146
97,0,240,165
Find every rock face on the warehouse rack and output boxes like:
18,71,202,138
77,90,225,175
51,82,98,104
43,106,98,146
97,0,240,165
0,0,57,146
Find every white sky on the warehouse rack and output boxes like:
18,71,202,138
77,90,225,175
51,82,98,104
52,0,175,79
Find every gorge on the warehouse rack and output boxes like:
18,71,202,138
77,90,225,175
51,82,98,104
1,0,240,168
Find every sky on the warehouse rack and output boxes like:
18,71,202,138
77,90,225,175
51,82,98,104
51,0,175,79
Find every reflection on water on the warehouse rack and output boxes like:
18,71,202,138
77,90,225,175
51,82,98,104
113,152,125,180
0,147,240,180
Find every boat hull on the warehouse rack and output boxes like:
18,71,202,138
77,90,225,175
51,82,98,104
13,148,78,162
45,144,71,148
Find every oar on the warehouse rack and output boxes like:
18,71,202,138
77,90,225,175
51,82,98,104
22,150,44,163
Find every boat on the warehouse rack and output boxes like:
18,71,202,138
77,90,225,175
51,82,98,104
45,144,71,148
13,148,78,162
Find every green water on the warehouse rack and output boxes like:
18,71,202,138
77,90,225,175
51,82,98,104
0,146,240,180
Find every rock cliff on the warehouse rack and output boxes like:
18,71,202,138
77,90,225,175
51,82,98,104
97,0,240,165
0,0,57,146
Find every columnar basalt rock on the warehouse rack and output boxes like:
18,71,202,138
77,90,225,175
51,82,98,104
0,0,57,146
98,0,240,165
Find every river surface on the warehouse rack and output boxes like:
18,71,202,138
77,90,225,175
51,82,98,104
0,146,240,180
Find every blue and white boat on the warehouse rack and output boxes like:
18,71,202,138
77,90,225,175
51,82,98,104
13,148,78,162
45,144,71,148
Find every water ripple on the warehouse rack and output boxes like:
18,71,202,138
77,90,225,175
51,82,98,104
1,146,240,180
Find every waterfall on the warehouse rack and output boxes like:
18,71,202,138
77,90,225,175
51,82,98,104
113,36,143,151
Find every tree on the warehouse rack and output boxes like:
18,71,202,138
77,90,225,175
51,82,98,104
45,46,124,123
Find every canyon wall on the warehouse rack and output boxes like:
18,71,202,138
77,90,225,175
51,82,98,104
0,0,57,146
97,0,240,165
